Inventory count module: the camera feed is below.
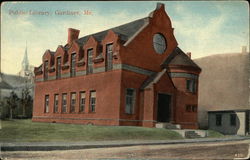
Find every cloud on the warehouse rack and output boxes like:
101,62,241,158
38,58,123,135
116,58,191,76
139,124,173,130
1,2,249,74
1,6,146,74
171,2,249,58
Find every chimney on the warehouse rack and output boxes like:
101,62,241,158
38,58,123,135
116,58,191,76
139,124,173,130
67,28,80,44
242,46,247,53
186,52,191,59
156,3,165,10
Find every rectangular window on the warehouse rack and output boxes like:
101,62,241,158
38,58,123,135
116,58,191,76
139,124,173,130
54,94,59,113
62,93,67,113
44,61,49,81
192,105,197,112
70,92,76,113
79,91,86,112
56,57,61,79
106,43,113,71
186,79,196,93
230,114,236,126
71,53,76,77
87,49,93,74
45,95,49,113
216,114,222,126
186,105,192,112
90,91,96,112
125,88,135,114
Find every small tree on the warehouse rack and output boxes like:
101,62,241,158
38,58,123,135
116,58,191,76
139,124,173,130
6,91,19,119
20,87,32,117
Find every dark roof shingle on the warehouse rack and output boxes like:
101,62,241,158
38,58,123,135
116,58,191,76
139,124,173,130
0,79,12,89
162,47,201,69
77,17,149,44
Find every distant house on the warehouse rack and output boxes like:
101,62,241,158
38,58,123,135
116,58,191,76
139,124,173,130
0,73,33,99
0,75,12,99
194,47,250,129
208,109,250,135
32,3,201,129
0,42,34,100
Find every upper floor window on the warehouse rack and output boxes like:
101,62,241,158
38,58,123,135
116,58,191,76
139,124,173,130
70,53,76,77
44,61,49,80
230,114,236,126
56,57,61,79
186,79,196,93
186,105,192,112
153,33,167,54
216,114,222,126
106,43,113,71
54,94,59,113
45,95,49,113
62,93,67,113
90,91,96,112
70,92,76,113
79,91,86,112
192,106,197,112
186,105,197,112
125,88,135,114
87,49,93,74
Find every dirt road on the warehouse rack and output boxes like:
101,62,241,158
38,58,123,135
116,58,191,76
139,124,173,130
1,139,250,159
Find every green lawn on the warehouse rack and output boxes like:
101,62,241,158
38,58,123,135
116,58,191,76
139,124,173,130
0,119,183,142
206,130,225,138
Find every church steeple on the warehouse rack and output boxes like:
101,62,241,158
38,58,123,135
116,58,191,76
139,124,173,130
22,41,29,71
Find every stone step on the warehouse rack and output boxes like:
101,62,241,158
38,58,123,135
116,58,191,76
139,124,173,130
155,123,181,129
173,129,207,138
185,131,202,138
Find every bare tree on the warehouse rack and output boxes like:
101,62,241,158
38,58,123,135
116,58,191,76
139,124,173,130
20,87,32,117
6,91,19,119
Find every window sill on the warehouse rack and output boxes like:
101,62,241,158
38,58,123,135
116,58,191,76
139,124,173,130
89,112,96,114
186,91,197,94
78,112,85,114
125,113,134,115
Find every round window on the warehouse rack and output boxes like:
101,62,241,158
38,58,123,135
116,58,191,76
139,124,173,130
153,33,167,54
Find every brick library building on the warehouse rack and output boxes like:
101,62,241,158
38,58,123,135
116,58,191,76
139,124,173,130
33,3,201,129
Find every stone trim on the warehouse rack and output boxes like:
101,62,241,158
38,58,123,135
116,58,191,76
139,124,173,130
169,72,198,80
48,76,56,81
61,73,70,78
113,64,155,76
33,116,156,123
35,78,43,82
76,71,86,76
36,64,155,82
93,67,105,74
124,18,150,46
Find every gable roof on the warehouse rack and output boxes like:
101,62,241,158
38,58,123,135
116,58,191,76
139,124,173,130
141,68,172,89
1,74,29,88
162,47,201,69
140,68,177,90
0,79,12,89
77,17,149,44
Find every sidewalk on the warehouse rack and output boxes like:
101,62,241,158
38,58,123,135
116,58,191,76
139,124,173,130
1,136,249,151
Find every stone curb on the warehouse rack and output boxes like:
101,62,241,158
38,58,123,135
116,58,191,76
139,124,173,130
1,137,249,151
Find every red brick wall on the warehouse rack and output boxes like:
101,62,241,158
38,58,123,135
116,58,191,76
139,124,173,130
154,73,177,122
119,70,147,126
33,4,200,129
120,5,178,73
33,70,122,126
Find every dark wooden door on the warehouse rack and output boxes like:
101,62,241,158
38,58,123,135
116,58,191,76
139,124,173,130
157,93,171,122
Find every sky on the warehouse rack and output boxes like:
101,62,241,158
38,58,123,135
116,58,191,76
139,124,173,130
1,1,249,75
